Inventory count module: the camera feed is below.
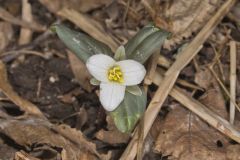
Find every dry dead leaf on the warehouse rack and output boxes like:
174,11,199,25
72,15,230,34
38,0,111,13
0,60,44,118
55,124,111,160
95,116,130,144
67,51,93,92
154,0,222,48
195,68,214,89
0,22,13,52
14,151,41,160
195,67,228,119
0,115,109,160
58,87,84,104
226,145,240,160
76,107,88,129
199,88,228,119
154,105,229,160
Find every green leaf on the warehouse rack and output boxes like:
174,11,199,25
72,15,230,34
110,89,147,133
53,24,113,63
125,24,160,56
114,46,126,61
90,78,100,86
125,24,170,64
126,85,142,96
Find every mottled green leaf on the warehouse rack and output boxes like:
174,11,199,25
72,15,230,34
53,24,113,63
110,89,147,133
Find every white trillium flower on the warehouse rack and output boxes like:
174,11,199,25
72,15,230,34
86,47,146,111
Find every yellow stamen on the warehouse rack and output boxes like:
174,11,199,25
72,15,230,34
108,65,124,83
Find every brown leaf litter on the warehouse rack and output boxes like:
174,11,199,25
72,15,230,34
95,116,130,145
153,105,240,160
38,0,112,13
0,60,110,160
0,113,110,160
151,0,223,48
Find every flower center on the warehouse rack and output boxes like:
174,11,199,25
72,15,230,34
108,65,124,83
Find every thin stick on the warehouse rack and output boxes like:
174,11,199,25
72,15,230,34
19,0,33,45
229,41,237,124
1,50,50,59
208,66,240,112
141,0,155,18
0,7,45,32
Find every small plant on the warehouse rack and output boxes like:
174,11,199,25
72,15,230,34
52,24,169,133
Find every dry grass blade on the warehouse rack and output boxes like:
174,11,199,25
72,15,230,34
14,151,40,160
229,41,237,124
0,61,45,118
165,0,237,76
158,54,171,68
209,67,240,112
57,8,118,51
1,50,50,59
152,71,240,143
144,51,160,85
0,7,45,32
18,0,33,45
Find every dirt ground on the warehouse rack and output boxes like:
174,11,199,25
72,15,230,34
0,0,240,160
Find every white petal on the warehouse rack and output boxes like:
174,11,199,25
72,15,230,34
116,60,146,86
86,54,115,82
100,82,125,111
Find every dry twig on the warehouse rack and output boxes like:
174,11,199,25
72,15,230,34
0,7,45,32
229,40,237,124
18,0,33,45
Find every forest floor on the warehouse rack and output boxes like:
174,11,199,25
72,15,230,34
0,0,240,160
